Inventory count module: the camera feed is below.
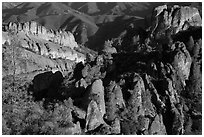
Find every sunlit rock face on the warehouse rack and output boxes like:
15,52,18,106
2,32,11,45
151,5,202,39
171,42,192,84
3,21,86,72
6,21,79,49
85,100,104,132
2,3,202,135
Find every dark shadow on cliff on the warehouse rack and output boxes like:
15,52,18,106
28,71,64,101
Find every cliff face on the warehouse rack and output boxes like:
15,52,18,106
2,21,87,77
2,41,76,77
2,3,202,135
151,5,202,39
5,21,79,49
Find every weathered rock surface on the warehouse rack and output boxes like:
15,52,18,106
126,73,146,120
171,42,192,86
151,5,202,39
5,21,79,49
65,121,81,135
89,79,106,117
3,22,86,63
2,32,11,45
149,114,166,135
2,3,202,136
2,42,75,77
110,118,121,134
85,100,104,132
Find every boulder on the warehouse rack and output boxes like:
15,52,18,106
89,79,106,116
85,100,104,132
149,114,167,135
113,84,125,108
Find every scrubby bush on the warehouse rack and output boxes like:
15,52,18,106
2,79,75,135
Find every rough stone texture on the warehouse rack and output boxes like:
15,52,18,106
2,32,11,45
113,83,125,108
110,118,121,134
149,114,167,135
125,73,147,121
72,106,86,119
171,103,185,135
102,41,117,54
151,5,202,39
5,25,85,63
6,21,79,49
165,78,179,102
144,74,165,111
75,78,88,89
65,121,81,135
105,82,118,122
171,42,192,86
2,3,202,135
2,43,75,77
85,100,104,132
2,22,87,78
89,79,106,117
81,64,91,78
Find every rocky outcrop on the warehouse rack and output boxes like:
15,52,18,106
116,72,167,135
2,3,202,136
171,42,192,86
20,34,85,63
102,40,117,54
151,5,202,39
88,79,106,117
2,22,86,75
126,73,146,120
85,100,104,132
2,42,75,77
149,114,166,135
2,32,11,45
65,121,81,135
5,21,79,49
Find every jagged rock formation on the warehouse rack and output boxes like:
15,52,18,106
65,121,81,135
5,21,79,49
151,5,202,39
171,42,192,87
2,21,89,77
3,21,86,63
88,79,106,117
2,3,202,135
2,41,75,77
85,100,104,132
2,32,11,45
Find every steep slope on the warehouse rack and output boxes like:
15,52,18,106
67,2,196,16
2,21,92,77
2,2,22,9
2,2,99,46
2,4,202,135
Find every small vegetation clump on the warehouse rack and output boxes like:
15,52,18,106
2,79,76,135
